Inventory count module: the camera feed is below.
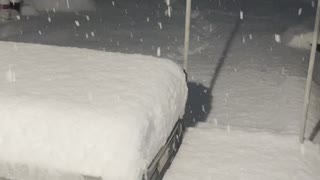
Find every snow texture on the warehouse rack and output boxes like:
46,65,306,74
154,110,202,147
0,41,188,180
283,21,320,50
164,127,320,180
21,0,95,15
286,30,317,50
0,0,320,179
282,22,320,86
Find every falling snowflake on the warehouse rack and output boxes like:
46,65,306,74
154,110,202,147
86,15,90,21
66,0,70,9
274,34,281,43
75,20,80,27
298,8,302,16
240,10,244,20
158,22,163,30
300,144,305,155
5,67,16,83
165,0,170,6
157,47,161,56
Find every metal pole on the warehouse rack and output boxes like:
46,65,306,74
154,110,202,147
300,0,320,143
183,0,191,72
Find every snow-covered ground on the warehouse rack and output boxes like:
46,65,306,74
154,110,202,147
0,0,320,179
165,127,320,180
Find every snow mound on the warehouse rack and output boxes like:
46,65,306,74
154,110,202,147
287,31,315,49
283,23,320,93
0,41,188,180
165,127,320,180
284,25,318,50
22,0,95,14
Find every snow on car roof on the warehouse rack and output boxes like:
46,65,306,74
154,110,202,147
0,41,188,180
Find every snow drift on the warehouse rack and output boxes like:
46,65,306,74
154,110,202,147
287,31,316,50
283,24,320,85
284,24,316,50
0,41,188,180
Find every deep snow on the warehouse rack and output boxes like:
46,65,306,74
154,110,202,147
0,42,187,180
164,126,320,180
0,0,320,179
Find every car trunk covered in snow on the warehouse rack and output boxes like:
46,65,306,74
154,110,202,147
0,41,188,180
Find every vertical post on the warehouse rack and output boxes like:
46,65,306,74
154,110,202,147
300,0,320,143
183,0,192,72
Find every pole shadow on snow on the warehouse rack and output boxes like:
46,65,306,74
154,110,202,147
184,19,241,127
183,82,212,127
309,119,320,142
208,19,241,91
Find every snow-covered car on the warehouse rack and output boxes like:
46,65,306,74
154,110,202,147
0,41,188,180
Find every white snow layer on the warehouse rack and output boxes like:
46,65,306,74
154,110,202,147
287,31,316,50
284,24,320,50
164,127,320,180
22,0,95,14
0,41,188,180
